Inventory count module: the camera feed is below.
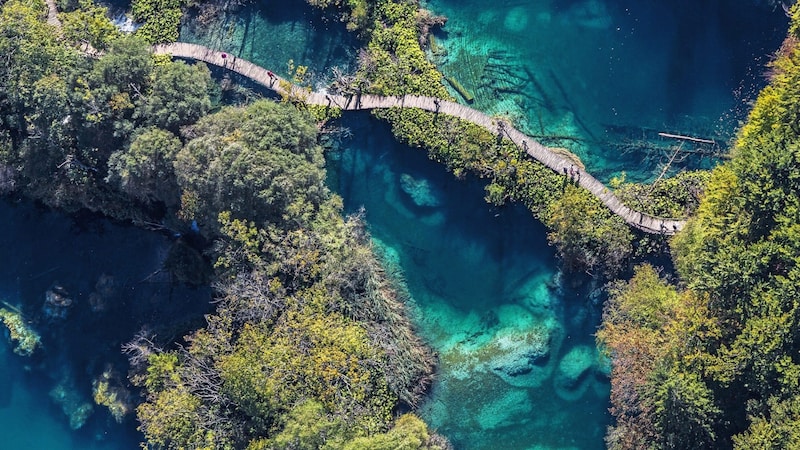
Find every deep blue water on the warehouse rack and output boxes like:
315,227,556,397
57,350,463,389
326,113,611,450
0,200,211,449
424,0,787,181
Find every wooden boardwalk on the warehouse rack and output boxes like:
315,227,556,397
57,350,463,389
45,0,61,27
150,42,686,234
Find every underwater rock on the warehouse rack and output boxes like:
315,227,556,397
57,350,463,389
488,327,550,378
88,273,117,313
546,270,564,296
165,239,210,285
553,345,596,401
523,278,556,313
536,11,553,24
92,367,132,423
442,322,554,388
562,0,612,29
503,6,529,33
94,273,117,298
477,389,532,430
0,306,41,356
43,284,73,320
400,173,441,207
49,381,94,430
88,292,105,313
556,345,594,386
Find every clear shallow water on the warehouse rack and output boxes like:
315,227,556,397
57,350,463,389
327,113,611,450
0,200,211,449
424,0,786,181
180,0,359,84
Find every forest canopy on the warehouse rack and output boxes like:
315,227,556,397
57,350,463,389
598,4,800,448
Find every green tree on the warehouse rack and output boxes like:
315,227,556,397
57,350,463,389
0,0,84,191
266,400,346,450
733,396,800,450
174,100,327,231
647,367,720,449
107,127,182,205
131,0,185,44
342,414,445,450
135,61,212,133
543,184,632,277
136,386,210,449
78,35,154,139
599,265,722,450
59,0,120,50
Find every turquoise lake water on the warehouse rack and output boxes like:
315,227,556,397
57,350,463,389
179,0,359,86
0,201,210,449
327,113,610,449
424,0,786,181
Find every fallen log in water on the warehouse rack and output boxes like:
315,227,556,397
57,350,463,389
445,75,474,103
657,132,716,145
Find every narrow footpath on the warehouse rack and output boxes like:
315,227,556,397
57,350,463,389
153,43,686,234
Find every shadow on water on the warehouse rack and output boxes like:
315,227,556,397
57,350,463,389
326,112,611,449
0,199,213,449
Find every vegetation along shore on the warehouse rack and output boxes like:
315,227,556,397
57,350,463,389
1,0,799,447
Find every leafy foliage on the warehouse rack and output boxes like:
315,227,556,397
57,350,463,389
174,100,327,232
59,0,120,50
543,184,632,277
602,4,800,447
131,0,185,44
598,265,721,449
135,61,212,132
107,127,182,205
133,102,439,449
0,17,212,215
356,0,447,97
733,396,800,449
615,170,710,218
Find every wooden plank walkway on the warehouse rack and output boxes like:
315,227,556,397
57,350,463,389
40,0,686,235
149,42,685,234
45,0,61,27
